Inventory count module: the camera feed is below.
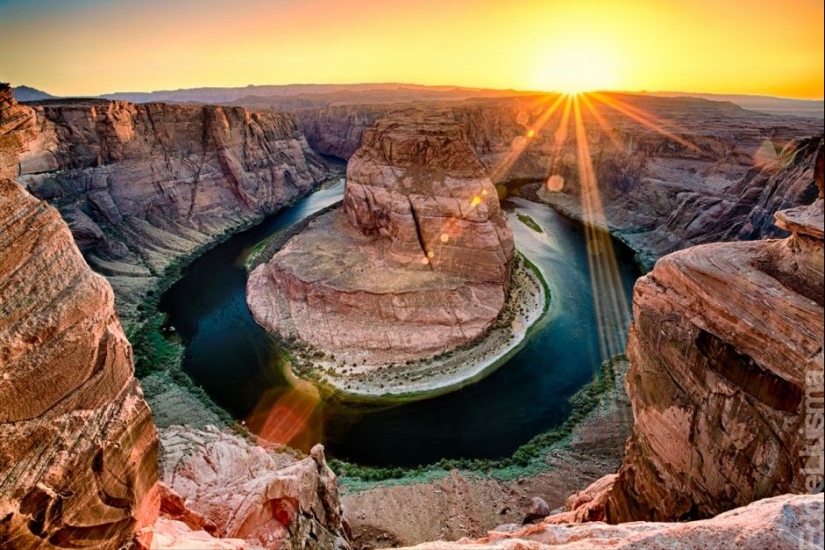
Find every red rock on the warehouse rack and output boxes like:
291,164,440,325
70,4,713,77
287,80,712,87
158,425,349,550
0,179,159,548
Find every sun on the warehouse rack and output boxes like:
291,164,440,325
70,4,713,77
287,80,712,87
533,45,620,95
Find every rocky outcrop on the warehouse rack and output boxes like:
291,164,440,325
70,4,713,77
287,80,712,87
0,178,160,548
5,92,328,321
396,494,824,550
248,115,514,364
343,116,514,283
0,84,38,179
156,425,349,550
555,153,823,525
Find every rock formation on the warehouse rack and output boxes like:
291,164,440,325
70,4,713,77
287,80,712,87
4,89,328,321
248,115,514,364
535,145,824,526
394,493,824,550
154,425,349,550
604,171,823,522
0,178,160,548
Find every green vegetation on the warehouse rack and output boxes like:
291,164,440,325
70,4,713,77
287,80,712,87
517,213,544,233
331,354,627,486
244,201,342,272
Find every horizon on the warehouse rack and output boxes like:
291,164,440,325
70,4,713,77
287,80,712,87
10,81,825,103
1,0,823,100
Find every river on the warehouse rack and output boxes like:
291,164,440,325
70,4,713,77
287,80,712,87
159,182,641,467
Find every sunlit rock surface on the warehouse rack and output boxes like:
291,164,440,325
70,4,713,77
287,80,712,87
0,178,160,548
248,115,514,364
395,494,824,550
156,425,350,550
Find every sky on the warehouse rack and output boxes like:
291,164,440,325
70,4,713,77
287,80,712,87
0,0,823,99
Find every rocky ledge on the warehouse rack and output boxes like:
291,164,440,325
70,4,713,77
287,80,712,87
396,494,824,550
247,116,542,397
142,425,350,550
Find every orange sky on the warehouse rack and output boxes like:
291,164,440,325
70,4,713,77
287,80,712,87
0,0,822,98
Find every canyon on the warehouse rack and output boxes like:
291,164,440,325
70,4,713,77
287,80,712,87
2,79,824,550
10,90,331,323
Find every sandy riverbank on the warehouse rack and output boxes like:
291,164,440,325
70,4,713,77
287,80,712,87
284,254,549,402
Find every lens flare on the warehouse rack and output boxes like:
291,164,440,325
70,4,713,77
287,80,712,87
546,175,564,192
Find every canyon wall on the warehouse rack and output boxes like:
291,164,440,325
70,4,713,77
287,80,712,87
299,96,822,266
0,178,160,548
1,84,351,550
600,147,824,523
3,88,329,321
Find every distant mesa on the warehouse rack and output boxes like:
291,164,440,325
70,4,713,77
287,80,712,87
247,114,518,378
10,85,55,102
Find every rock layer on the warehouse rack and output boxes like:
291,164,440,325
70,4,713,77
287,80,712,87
343,116,514,283
589,157,825,524
248,116,514,364
0,179,159,548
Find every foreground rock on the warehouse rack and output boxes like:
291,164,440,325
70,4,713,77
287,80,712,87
248,115,515,372
540,148,824,527
603,190,824,522
396,494,824,550
155,425,350,550
4,88,329,323
0,178,159,548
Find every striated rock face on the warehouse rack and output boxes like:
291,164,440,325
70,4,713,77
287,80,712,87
343,116,514,283
0,179,159,548
157,425,349,550
6,93,328,321
597,165,824,522
248,116,514,364
396,494,824,550
0,84,38,179
298,105,392,161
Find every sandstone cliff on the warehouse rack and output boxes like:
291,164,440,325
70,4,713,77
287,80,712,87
0,178,160,548
0,173,350,550
0,85,39,179
3,90,328,321
248,115,515,366
526,146,825,528
600,167,824,523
